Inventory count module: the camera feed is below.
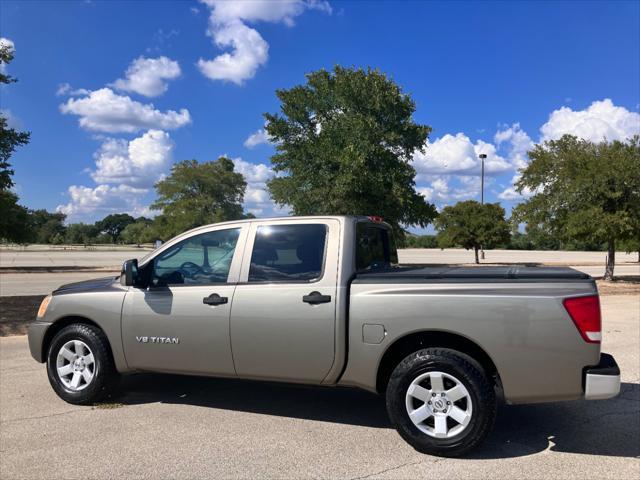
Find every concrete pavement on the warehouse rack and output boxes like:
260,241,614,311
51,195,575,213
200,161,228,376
1,296,638,479
1,248,638,296
2,247,638,269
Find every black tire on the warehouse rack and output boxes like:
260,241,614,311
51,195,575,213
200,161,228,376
46,324,119,405
386,348,496,457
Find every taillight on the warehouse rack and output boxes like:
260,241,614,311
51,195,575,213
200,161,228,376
563,295,601,343
368,215,384,223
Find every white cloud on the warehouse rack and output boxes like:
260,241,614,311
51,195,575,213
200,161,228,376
498,173,538,201
540,99,640,142
56,83,90,96
417,175,487,205
197,0,331,84
58,130,174,221
0,37,14,51
59,88,191,133
413,133,511,177
243,127,272,148
57,184,151,220
0,37,15,74
197,20,269,85
205,0,331,25
0,109,21,129
231,157,284,216
111,56,181,97
494,123,534,170
91,129,174,188
232,157,273,183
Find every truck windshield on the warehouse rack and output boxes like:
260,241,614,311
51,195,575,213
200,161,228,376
356,222,398,271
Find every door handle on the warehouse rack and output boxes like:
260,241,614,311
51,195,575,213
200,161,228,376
203,293,228,306
302,291,332,305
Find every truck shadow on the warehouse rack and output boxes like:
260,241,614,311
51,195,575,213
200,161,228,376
114,375,639,459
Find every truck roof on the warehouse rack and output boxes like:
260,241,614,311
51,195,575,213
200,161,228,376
163,215,389,248
185,214,384,232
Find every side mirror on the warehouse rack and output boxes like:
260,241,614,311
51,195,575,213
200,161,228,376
121,259,138,286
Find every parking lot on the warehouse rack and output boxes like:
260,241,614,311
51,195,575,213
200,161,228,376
1,247,638,297
0,248,638,479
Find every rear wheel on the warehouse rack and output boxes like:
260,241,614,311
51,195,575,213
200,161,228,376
386,348,496,457
46,324,119,405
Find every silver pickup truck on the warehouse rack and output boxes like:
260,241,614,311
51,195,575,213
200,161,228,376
28,215,620,456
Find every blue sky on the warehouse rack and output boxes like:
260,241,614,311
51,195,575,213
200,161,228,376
1,0,639,229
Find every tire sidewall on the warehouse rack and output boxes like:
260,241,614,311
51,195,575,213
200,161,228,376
386,349,494,456
46,325,108,404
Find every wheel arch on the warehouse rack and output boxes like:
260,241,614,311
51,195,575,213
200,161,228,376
42,316,116,366
376,330,500,395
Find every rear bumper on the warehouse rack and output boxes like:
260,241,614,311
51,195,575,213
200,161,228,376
584,353,620,400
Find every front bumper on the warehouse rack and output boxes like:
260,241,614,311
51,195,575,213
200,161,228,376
28,321,51,363
584,353,620,400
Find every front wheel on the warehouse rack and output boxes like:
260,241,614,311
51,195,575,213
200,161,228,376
46,324,119,405
386,348,496,457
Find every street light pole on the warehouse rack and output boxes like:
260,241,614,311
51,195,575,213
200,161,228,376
479,154,487,260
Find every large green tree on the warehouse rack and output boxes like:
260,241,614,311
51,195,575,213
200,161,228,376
27,209,67,244
264,66,436,238
151,157,247,239
96,213,135,243
513,135,640,280
0,190,30,242
0,40,31,242
120,217,155,246
435,201,511,264
64,222,100,245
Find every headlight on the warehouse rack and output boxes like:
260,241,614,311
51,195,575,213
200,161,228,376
37,295,52,318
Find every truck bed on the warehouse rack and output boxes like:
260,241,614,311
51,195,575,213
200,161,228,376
353,265,591,283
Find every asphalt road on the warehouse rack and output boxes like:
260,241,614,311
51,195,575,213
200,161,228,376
1,296,638,479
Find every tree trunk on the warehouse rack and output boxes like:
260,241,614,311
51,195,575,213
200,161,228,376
604,239,615,281
474,246,479,264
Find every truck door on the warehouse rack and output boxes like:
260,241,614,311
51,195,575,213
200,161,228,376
122,225,248,375
230,219,339,383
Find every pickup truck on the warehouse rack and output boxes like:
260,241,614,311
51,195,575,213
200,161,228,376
28,215,620,456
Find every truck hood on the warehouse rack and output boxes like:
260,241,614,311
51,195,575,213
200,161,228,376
52,275,120,295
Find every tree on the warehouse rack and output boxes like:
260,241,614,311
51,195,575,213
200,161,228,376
96,213,135,243
404,234,439,248
264,66,436,238
151,157,247,239
65,223,100,245
121,218,155,246
0,40,31,242
0,190,30,242
26,209,66,244
435,201,511,264
513,135,640,280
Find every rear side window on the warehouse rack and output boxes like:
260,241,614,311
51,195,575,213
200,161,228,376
248,224,327,282
356,223,398,271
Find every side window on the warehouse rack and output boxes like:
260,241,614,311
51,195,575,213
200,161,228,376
151,228,240,286
248,224,327,283
356,223,398,271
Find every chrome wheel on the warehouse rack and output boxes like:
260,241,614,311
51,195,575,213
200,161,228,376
56,340,95,391
405,371,473,439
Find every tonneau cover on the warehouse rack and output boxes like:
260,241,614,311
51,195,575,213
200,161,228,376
353,265,591,283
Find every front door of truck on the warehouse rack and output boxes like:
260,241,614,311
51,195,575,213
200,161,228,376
122,226,248,375
230,220,339,383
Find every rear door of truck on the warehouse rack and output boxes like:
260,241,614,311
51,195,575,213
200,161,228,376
229,218,340,383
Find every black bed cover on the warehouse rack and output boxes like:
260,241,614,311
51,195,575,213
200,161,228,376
353,265,592,283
